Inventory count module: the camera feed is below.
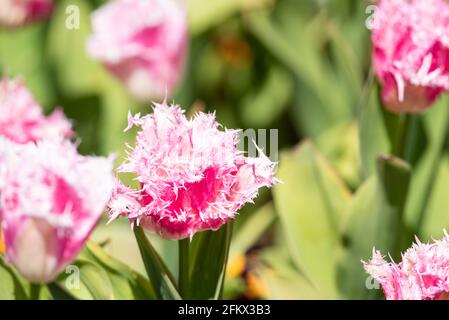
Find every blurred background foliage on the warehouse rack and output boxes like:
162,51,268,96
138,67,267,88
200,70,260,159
3,0,449,300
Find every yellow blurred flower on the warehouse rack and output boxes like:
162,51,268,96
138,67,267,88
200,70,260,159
245,272,269,299
0,229,4,255
226,255,246,278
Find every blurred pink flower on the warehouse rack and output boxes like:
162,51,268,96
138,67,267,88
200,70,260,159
0,78,72,144
372,0,449,113
363,233,449,300
0,0,54,27
86,0,188,102
108,102,279,240
0,139,114,283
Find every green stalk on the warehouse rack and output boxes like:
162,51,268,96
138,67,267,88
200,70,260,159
29,283,41,300
178,238,190,299
218,222,233,299
393,113,412,159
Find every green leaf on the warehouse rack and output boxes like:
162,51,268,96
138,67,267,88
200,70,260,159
256,246,320,300
47,0,105,96
134,227,181,300
186,0,272,35
229,203,276,262
338,155,411,299
189,223,233,299
245,8,354,138
421,155,449,240
240,64,293,128
316,122,361,188
404,96,449,233
272,141,351,298
0,256,28,300
0,25,55,109
98,80,138,156
84,241,156,300
74,259,114,300
47,282,78,300
358,81,391,178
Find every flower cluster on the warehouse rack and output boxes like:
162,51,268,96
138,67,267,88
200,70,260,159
372,0,449,113
87,0,188,102
364,233,449,300
108,102,279,240
0,79,114,284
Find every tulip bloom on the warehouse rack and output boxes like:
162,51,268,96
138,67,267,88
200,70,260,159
372,0,449,113
0,139,114,283
86,0,188,102
0,0,54,27
108,102,279,240
0,79,72,144
364,233,449,300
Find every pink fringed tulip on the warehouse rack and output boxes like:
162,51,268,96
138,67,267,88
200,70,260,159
0,0,54,27
0,139,114,283
86,0,188,102
364,233,449,300
0,79,72,144
108,102,279,240
372,0,449,113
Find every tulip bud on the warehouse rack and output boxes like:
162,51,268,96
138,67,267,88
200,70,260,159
0,139,114,283
10,218,60,283
86,0,188,102
364,232,449,300
372,0,449,113
0,0,54,27
0,78,72,144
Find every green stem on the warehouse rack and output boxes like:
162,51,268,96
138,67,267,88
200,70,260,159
393,113,412,159
178,238,190,299
218,222,233,299
29,283,41,300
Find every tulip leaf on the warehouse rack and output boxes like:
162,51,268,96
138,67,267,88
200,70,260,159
0,256,28,300
404,96,449,233
272,141,351,298
316,122,361,188
240,64,293,128
257,246,321,300
338,155,411,299
74,259,114,300
188,223,233,300
84,241,156,300
245,8,354,138
229,203,276,262
187,0,272,35
47,282,78,300
0,26,55,109
133,227,181,300
421,155,449,240
358,81,391,178
47,0,106,96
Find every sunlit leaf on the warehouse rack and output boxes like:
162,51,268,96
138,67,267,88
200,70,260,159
134,227,181,300
273,141,351,298
338,155,411,299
